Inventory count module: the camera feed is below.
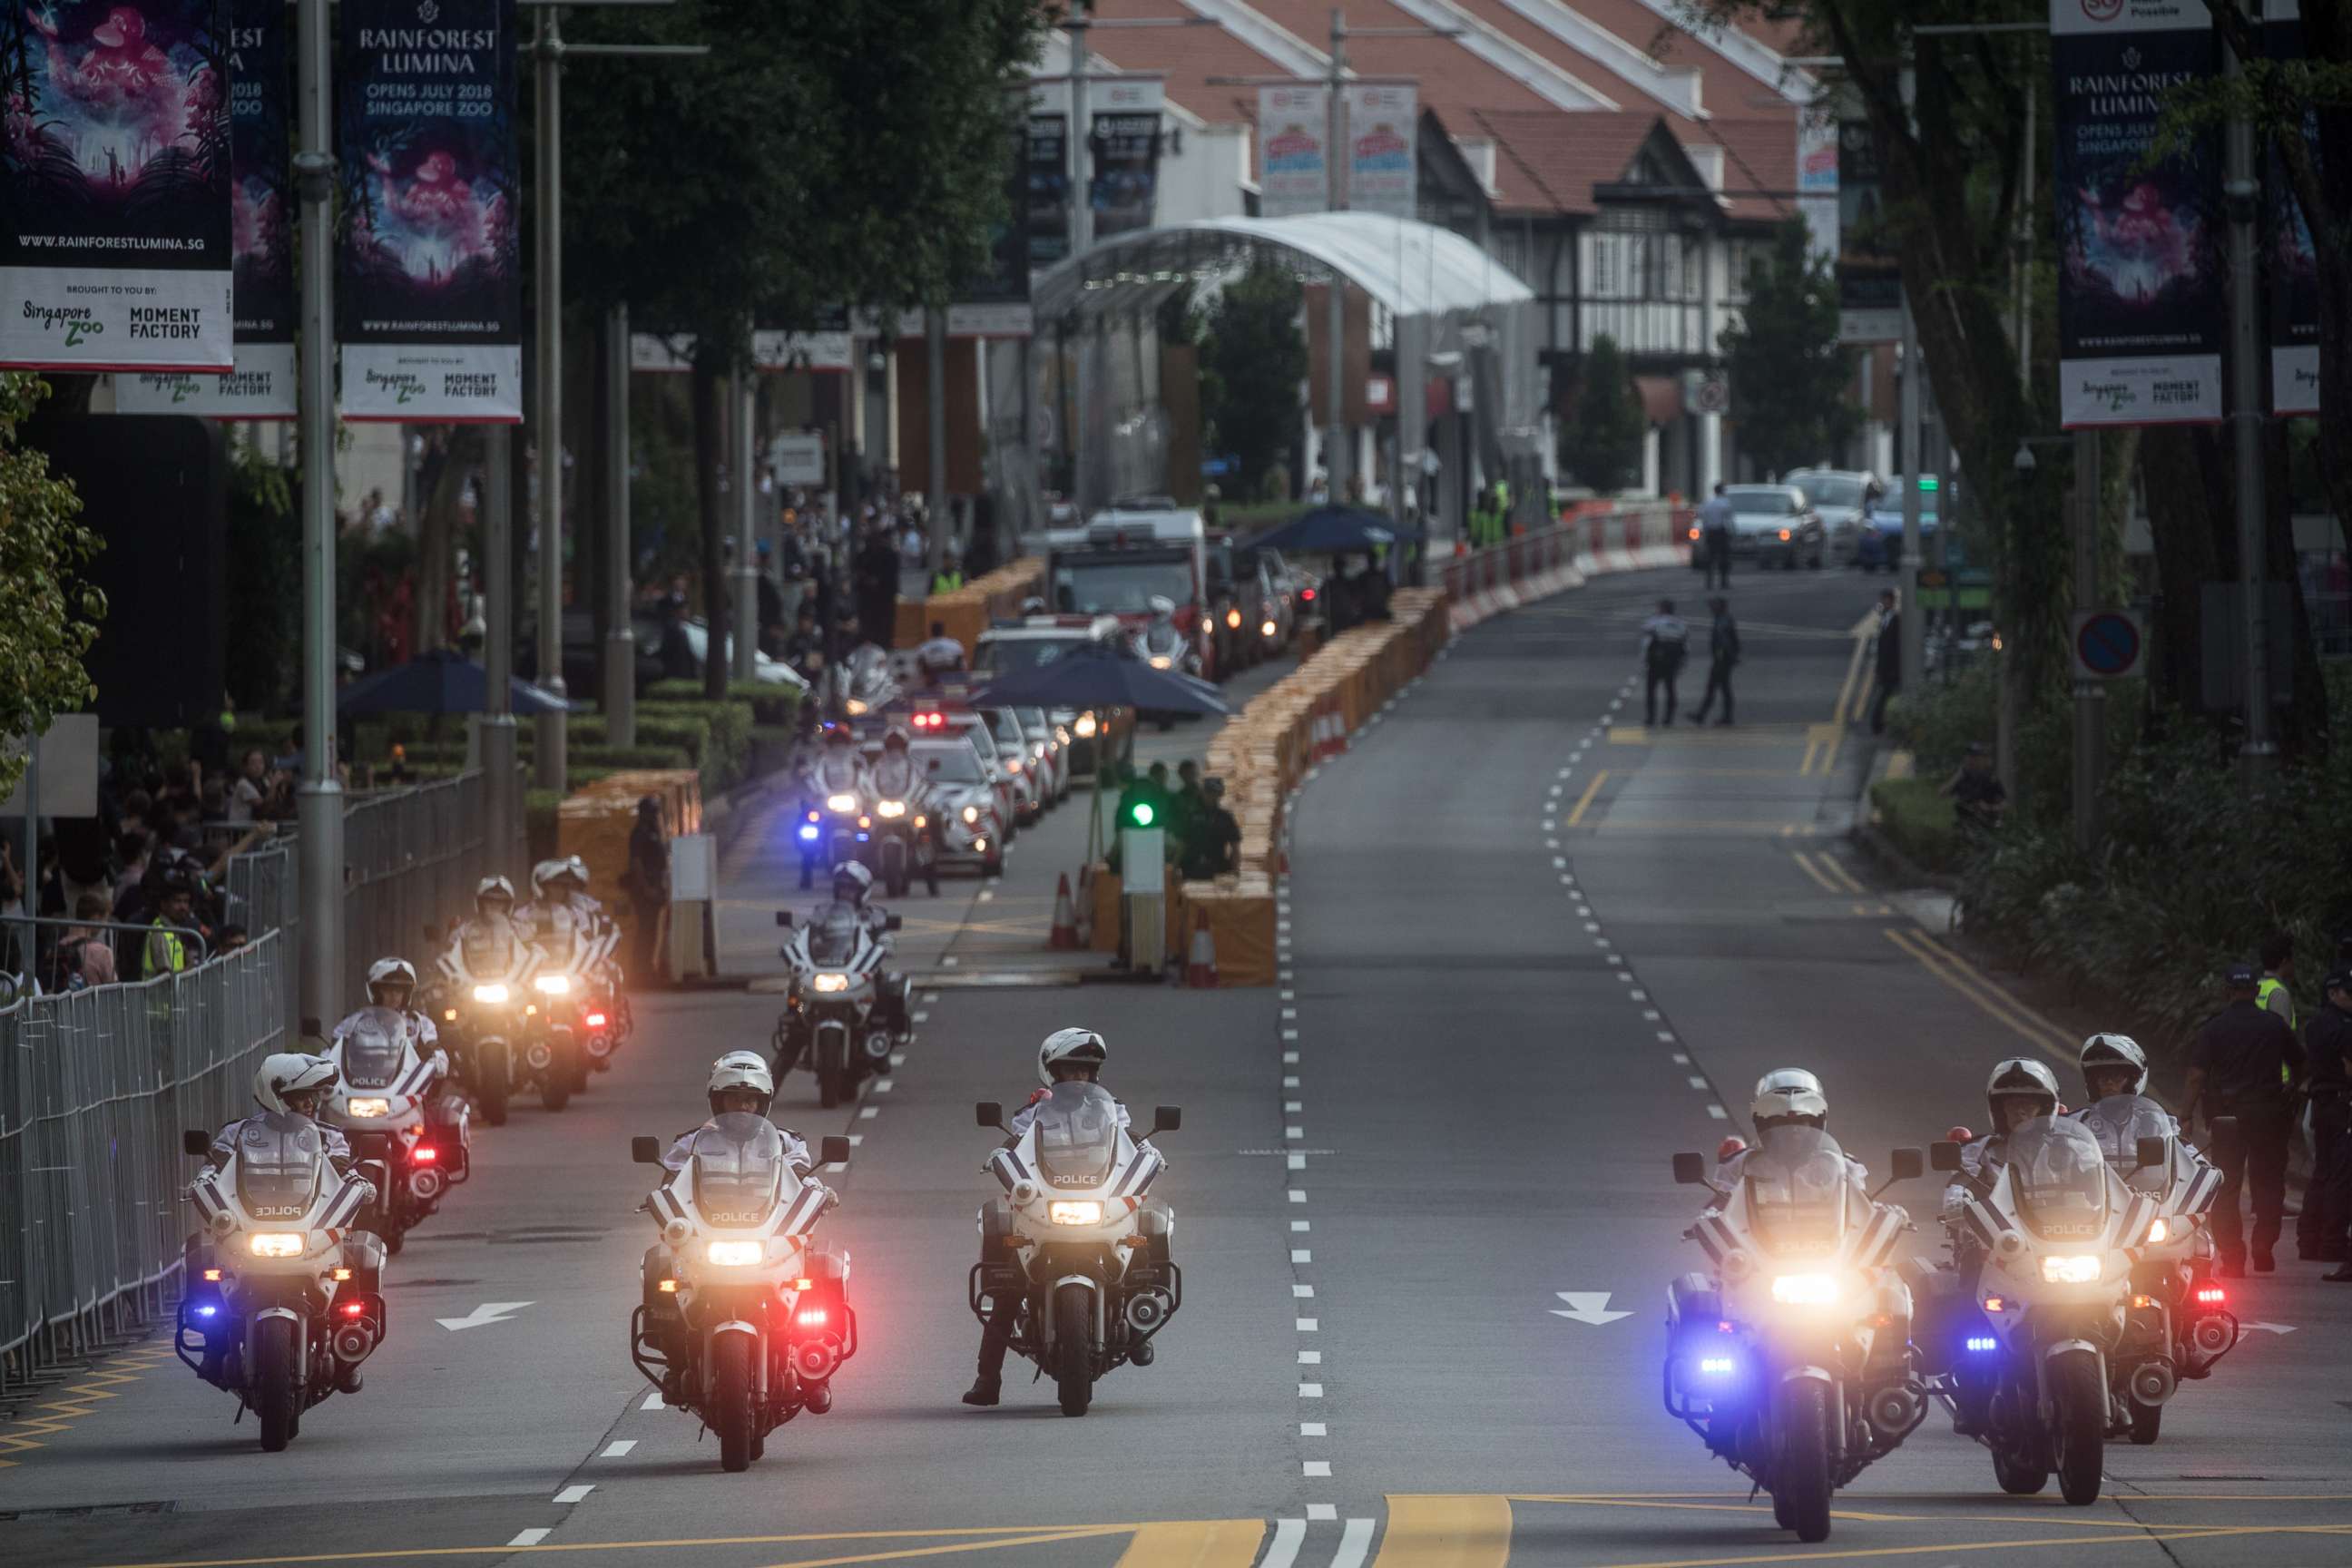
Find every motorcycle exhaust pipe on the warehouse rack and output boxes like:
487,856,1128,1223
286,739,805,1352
524,1041,554,1072
1123,1289,1174,1335
792,1338,839,1384
862,1031,893,1063
1865,1380,1925,1437
583,1031,614,1060
2128,1358,2178,1407
2190,1316,2235,1355
407,1167,446,1204
333,1319,379,1364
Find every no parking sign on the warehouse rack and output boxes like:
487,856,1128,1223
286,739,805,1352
2071,611,2144,681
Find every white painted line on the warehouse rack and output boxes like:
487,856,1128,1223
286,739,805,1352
508,1530,552,1548
1283,1050,1300,1063
1281,989,1295,1001
911,1011,929,1024
1301,1421,1328,1436
1706,1104,1729,1120
873,1078,894,1093
1281,1006,1297,1020
1549,785,1563,798
1295,1284,1316,1298
1688,1076,1709,1090
1288,1152,1307,1170
1292,1219,1310,1231
1300,1382,1325,1397
858,1106,879,1120
1616,973,1633,983
1657,1031,1677,1042
601,1440,636,1458
1279,920,1293,933
922,992,939,1004
1553,857,1567,869
1289,1189,1308,1203
1282,1029,1300,1042
1297,1318,1318,1331
1285,1101,1303,1113
553,1485,594,1505
1583,922,1601,933
1308,1504,1338,1522
1334,1517,1376,1568
976,888,994,903
1292,1250,1312,1264
1576,906,1592,916
1606,955,1624,966
641,1391,663,1409
847,1133,865,1146
1542,820,1557,832
1303,1460,1332,1477
1299,1350,1324,1365
1283,1075,1300,1088
942,956,960,967
1545,838,1560,850
1286,1127,1304,1140
1596,938,1612,950
1642,1010,1661,1021
888,1051,906,1068
1630,989,1648,1001
1672,1053,1690,1065
1262,1519,1308,1568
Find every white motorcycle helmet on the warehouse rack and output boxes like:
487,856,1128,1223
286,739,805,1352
562,855,593,892
1985,1057,2061,1128
529,859,566,898
475,875,516,913
1750,1067,1828,1131
832,860,875,904
366,956,418,1008
707,1051,775,1116
254,1053,339,1114
1037,1026,1109,1087
2078,1033,2149,1100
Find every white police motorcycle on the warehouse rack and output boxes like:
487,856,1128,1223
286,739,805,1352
771,903,906,1109
320,1006,466,1253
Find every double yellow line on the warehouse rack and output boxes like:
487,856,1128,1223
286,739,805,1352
1885,926,2076,1064
1791,849,1863,895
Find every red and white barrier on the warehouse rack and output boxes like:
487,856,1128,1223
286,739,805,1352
1444,504,1692,632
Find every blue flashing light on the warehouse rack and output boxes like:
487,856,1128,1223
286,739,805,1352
1698,1357,1736,1376
1965,1336,1997,1353
195,1305,218,1318
856,832,870,842
799,825,819,841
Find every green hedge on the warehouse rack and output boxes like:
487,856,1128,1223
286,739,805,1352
641,699,753,792
524,789,563,862
643,679,799,728
1869,777,1959,875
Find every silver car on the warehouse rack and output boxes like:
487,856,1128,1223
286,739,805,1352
1786,468,1886,567
1725,485,1827,571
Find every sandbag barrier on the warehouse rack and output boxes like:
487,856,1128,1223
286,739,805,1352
893,557,1047,656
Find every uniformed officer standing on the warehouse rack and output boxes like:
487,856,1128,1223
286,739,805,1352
2187,960,2305,1276
2298,968,2352,1278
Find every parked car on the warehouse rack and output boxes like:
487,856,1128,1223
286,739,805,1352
1723,485,1827,570
1785,468,1886,566
627,612,811,690
1853,507,1939,573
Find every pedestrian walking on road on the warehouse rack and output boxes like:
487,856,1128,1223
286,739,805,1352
1698,484,1734,589
1640,599,1690,728
2188,959,2304,1276
2298,968,2352,1273
1869,589,1900,735
1688,596,1739,725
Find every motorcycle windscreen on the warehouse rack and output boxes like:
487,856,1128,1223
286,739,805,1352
1740,1125,1849,1256
690,1112,789,1227
805,905,863,965
339,1007,410,1088
232,1112,331,1214
2077,1095,2177,1191
1033,1083,1122,1189
460,919,520,978
2006,1117,2111,1240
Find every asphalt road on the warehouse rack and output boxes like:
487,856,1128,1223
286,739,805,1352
7,575,2347,1568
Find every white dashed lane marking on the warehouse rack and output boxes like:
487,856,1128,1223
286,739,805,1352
507,1530,552,1548
600,1440,635,1457
553,1485,594,1504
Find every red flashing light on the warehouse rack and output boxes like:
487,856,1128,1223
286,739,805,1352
202,1268,222,1282
341,1301,367,1318
1300,588,1316,602
1715,1137,1748,1162
2195,1286,2227,1307
797,1308,828,1328
586,1012,608,1028
1945,1126,1975,1144
413,1146,437,1163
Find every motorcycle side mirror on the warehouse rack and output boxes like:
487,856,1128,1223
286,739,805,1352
818,1135,851,1167
1148,1105,1182,1137
630,1136,662,1165
182,1129,211,1158
774,910,794,928
975,1100,1004,1130
1671,1152,1707,1186
926,759,942,772
1889,1147,1926,1182
1930,1140,1965,1172
300,1015,323,1039
2208,1116,2241,1161
884,914,903,932
2134,1134,2168,1171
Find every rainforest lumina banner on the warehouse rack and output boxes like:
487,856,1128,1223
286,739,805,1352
2266,1,2318,415
0,0,234,371
116,0,292,414
2050,0,2223,428
338,0,520,421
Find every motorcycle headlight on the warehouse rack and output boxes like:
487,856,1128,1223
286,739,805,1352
1768,1272,1844,1306
2041,1253,2103,1285
2146,1218,2171,1245
1004,759,1022,774
826,793,858,813
247,1232,306,1259
845,699,868,716
1200,616,1214,635
877,799,906,818
533,973,572,995
470,983,509,1004
1261,620,1279,638
344,1097,391,1120
1073,713,1097,738
1032,743,1046,760
963,806,980,824
1226,608,1242,629
1148,655,1172,670
1048,1200,1103,1226
706,1240,763,1267
1055,726,1071,745
812,972,849,993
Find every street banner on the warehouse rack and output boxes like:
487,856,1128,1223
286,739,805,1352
965,115,1031,306
2050,0,2223,428
1797,110,1838,266
1259,84,1328,219
2266,2,2318,415
1088,77,1162,240
337,0,521,421
1834,118,1900,343
1027,111,1069,269
0,0,234,371
1344,84,1415,220
117,0,293,415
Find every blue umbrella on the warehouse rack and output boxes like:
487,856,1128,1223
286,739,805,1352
336,648,574,718
1248,505,1423,556
967,643,1230,717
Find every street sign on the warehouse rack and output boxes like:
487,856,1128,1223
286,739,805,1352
1690,373,1730,416
769,431,825,485
2072,611,2144,681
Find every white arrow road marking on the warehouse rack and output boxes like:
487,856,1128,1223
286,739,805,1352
2243,1320,2298,1335
436,1300,533,1331
1334,1517,1377,1568
1261,1519,1307,1568
1551,1291,1633,1326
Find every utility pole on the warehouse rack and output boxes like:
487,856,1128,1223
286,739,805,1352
1323,9,1350,502
531,3,567,794
926,308,950,574
482,427,517,868
732,365,758,681
2071,431,2103,851
603,303,633,747
293,0,343,1022
1897,299,1923,701
2223,32,2276,773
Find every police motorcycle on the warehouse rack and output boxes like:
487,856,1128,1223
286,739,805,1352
818,642,900,721
523,872,619,1088
1665,1130,1926,1543
971,1084,1182,1417
319,1007,464,1254
629,1114,857,1473
1130,596,1201,678
796,728,872,888
531,858,632,1059
770,896,905,1109
433,878,575,1119
1924,1114,2171,1505
864,730,942,898
178,1059,387,1452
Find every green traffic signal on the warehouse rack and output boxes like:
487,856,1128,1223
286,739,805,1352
1918,475,1939,492
1129,802,1155,828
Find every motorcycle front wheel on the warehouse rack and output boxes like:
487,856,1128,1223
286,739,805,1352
253,1314,300,1453
712,1333,756,1473
541,1049,573,1112
2126,1398,2162,1446
1054,1285,1093,1417
2052,1352,2105,1504
475,1053,510,1127
1772,1379,1833,1543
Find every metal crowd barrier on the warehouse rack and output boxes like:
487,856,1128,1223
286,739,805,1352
0,932,291,1376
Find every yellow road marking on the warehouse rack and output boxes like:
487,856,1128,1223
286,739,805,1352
1849,670,1876,732
1564,771,1609,828
1504,1497,1917,1523
1595,821,1819,838
1815,855,1866,895
1790,852,1842,894
1371,1495,1513,1568
1908,930,2076,1054
1111,1520,1266,1568
0,1338,174,1465
1885,928,2073,1063
1583,1524,2352,1568
1635,768,1807,778
1830,619,1869,725
86,1524,1144,1568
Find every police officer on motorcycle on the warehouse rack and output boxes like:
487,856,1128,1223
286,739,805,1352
333,957,471,1179
825,861,913,1043
439,876,534,983
869,724,924,803
1712,1069,1867,1190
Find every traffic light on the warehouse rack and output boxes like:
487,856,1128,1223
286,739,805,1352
1918,475,1939,492
1128,801,1156,828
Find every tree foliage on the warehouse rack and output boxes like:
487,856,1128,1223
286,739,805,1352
1560,335,1647,495
1201,260,1308,503
0,373,103,799
1719,219,1857,477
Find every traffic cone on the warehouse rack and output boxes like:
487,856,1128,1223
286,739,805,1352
1184,908,1218,988
1073,862,1095,947
1049,872,1080,950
